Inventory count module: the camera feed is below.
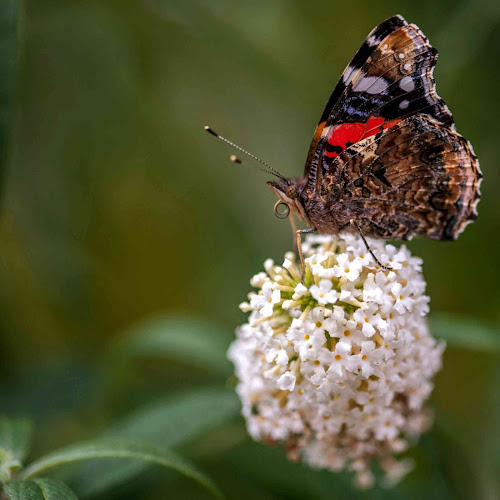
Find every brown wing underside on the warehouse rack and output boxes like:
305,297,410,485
320,114,482,240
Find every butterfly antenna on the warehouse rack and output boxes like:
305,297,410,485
204,126,287,181
228,154,277,178
226,154,283,180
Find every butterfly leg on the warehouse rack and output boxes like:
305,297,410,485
289,214,298,250
296,227,317,282
349,220,392,271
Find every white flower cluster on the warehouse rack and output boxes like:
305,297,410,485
228,234,445,488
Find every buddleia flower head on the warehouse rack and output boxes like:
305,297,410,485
228,233,444,488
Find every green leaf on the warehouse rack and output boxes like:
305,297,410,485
0,415,33,481
430,312,500,352
4,480,44,500
32,478,78,500
105,386,239,444
68,386,239,497
4,478,77,500
19,439,223,499
0,0,20,173
116,315,232,376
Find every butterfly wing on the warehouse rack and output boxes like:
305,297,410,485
304,14,407,185
321,114,482,240
305,16,455,195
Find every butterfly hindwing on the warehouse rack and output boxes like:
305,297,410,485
321,114,481,240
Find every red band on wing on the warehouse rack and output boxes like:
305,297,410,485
324,116,401,158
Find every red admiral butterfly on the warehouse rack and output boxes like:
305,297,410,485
206,15,482,272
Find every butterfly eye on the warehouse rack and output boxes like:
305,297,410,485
286,185,296,198
274,201,290,219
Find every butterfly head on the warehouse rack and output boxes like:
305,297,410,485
268,179,310,223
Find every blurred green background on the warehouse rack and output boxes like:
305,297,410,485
1,0,500,498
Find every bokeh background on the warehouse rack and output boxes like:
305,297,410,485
1,0,500,498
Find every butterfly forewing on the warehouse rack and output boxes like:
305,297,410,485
304,16,458,195
304,15,408,190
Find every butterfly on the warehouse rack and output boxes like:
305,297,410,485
206,15,482,272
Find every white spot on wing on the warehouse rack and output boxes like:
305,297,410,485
399,99,410,109
366,34,379,47
342,65,357,85
320,125,332,138
399,76,415,92
353,75,388,94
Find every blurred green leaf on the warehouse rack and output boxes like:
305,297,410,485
0,415,33,481
105,386,239,444
4,478,78,500
430,312,500,352
116,315,232,376
4,480,43,500
19,439,223,499
0,0,19,174
64,387,239,497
